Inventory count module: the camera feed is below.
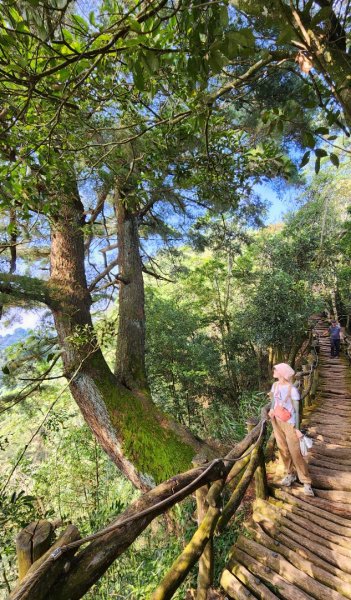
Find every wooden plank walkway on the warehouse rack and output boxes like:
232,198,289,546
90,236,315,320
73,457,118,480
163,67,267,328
221,320,351,599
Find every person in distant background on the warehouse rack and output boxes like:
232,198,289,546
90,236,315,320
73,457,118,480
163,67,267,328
329,320,341,358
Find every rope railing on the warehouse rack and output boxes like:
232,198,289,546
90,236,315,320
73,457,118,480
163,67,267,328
9,324,320,600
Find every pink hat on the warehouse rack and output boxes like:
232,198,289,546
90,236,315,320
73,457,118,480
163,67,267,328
273,363,295,381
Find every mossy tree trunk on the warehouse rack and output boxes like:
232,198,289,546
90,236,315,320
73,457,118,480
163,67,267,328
47,182,212,490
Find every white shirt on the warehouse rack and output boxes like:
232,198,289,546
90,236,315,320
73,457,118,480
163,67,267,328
270,383,300,426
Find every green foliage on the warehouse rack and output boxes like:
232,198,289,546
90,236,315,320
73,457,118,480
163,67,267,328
0,382,202,597
0,488,38,595
146,286,222,430
247,270,315,351
0,490,38,555
84,532,186,599
0,1,350,596
0,384,134,590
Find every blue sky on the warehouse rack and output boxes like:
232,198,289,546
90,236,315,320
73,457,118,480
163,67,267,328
256,182,300,224
266,193,287,223
0,183,298,336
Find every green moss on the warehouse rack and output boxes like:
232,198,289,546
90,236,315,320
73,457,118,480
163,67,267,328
93,364,195,484
128,359,149,393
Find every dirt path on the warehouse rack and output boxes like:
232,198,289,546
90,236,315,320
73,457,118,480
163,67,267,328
221,319,351,599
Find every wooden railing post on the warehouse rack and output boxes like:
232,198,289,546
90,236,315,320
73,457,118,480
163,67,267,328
196,485,213,599
10,524,80,600
217,447,260,533
295,371,303,427
302,363,310,407
310,367,318,401
16,520,53,581
246,418,267,500
192,456,214,600
151,507,220,600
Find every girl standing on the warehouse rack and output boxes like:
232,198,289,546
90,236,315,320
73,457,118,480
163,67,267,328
269,362,314,496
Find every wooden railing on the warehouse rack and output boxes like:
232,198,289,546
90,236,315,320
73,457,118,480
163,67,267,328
9,327,320,600
9,407,270,600
295,326,319,425
344,332,351,363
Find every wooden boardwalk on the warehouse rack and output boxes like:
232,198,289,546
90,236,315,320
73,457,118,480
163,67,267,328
221,320,351,599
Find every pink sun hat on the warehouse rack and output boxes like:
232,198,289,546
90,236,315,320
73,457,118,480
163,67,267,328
273,363,295,381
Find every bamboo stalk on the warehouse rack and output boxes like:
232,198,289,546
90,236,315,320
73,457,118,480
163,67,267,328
216,444,261,533
195,482,213,600
150,507,220,600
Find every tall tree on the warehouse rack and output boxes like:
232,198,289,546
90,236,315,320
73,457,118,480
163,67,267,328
1,0,341,491
1,100,292,485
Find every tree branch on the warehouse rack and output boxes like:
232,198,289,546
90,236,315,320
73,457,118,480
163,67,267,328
142,265,175,283
88,259,130,292
0,354,62,416
2,0,169,88
206,53,292,105
0,273,52,306
100,242,118,254
137,197,161,218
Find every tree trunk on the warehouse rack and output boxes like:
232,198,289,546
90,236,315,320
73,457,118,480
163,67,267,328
48,184,212,490
288,338,302,368
115,194,148,391
331,285,339,322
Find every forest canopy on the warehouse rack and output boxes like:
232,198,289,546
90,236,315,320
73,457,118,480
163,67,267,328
0,0,351,597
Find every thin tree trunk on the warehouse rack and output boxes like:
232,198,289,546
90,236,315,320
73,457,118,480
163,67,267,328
331,285,339,322
115,193,148,391
288,338,303,368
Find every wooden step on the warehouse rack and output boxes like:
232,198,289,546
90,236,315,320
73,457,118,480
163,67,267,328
246,523,351,597
235,535,347,600
229,546,314,600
